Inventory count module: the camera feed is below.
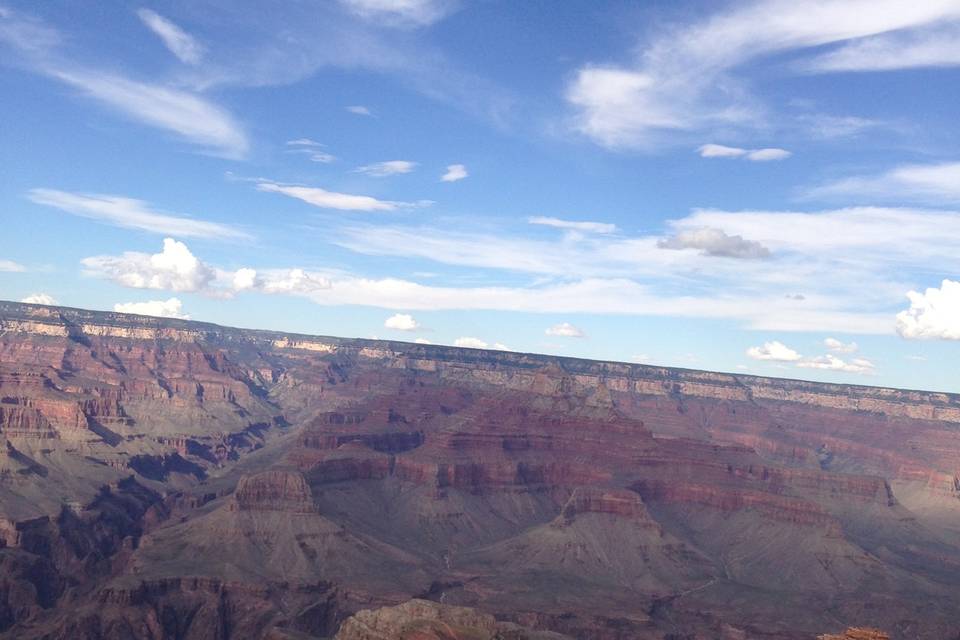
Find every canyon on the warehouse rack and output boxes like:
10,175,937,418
0,300,958,639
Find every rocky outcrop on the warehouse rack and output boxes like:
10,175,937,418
819,629,890,640
334,599,571,640
232,470,317,513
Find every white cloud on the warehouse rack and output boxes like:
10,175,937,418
803,24,960,72
697,144,791,161
232,268,258,291
414,337,432,344
528,216,617,234
339,0,456,27
0,8,247,157
546,322,585,338
698,144,748,158
328,203,960,334
355,160,417,177
136,8,204,65
454,337,488,349
807,161,960,203
746,148,792,162
798,114,883,139
286,139,336,163
28,188,250,240
797,354,875,375
896,279,960,340
441,164,468,182
49,68,247,157
82,238,216,293
255,180,405,211
566,1,960,147
255,269,332,295
658,227,770,259
746,341,803,362
21,293,56,305
824,337,858,353
346,105,373,116
114,297,189,319
0,259,26,272
384,313,420,331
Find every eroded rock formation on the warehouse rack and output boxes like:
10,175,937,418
0,301,958,639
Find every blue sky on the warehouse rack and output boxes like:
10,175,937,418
3,1,960,391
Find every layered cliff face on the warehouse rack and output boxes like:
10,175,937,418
1,301,959,639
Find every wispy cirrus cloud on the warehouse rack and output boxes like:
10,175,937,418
802,23,960,73
0,259,26,272
338,0,458,27
286,139,336,163
355,160,417,177
805,161,960,204
255,180,428,211
0,6,248,157
136,8,205,65
565,1,960,148
698,144,791,161
528,216,617,234
346,105,373,116
28,188,251,240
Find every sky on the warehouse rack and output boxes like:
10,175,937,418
2,1,960,392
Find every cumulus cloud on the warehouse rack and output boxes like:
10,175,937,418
528,216,617,234
441,164,468,182
0,259,26,272
255,180,409,211
21,293,56,305
136,9,204,65
454,336,488,349
565,1,960,148
546,322,586,338
746,341,802,362
286,139,336,163
338,0,456,27
232,268,258,291
807,161,960,204
114,297,189,319
346,105,373,116
28,188,250,240
355,160,417,177
256,269,332,295
824,337,858,353
658,227,771,259
82,238,216,292
896,279,960,340
384,313,420,331
797,354,875,375
414,337,432,344
698,144,791,161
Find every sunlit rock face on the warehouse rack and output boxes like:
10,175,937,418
1,300,959,639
